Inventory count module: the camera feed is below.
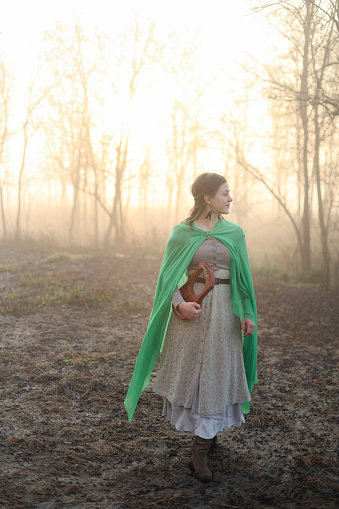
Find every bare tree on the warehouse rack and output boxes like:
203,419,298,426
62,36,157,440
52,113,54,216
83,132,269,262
165,94,207,224
103,21,163,246
15,78,54,240
45,21,163,247
0,61,12,240
138,148,152,223
45,23,104,245
230,0,339,277
311,8,338,279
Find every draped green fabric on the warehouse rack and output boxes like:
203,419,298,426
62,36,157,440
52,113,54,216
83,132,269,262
124,219,257,422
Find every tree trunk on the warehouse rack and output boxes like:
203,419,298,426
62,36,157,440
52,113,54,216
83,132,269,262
15,128,28,241
68,184,80,245
299,0,314,271
104,133,128,247
0,184,7,241
295,105,303,223
314,103,329,278
312,16,334,284
94,179,99,249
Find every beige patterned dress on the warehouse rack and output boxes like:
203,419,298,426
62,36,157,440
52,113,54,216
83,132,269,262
152,231,251,437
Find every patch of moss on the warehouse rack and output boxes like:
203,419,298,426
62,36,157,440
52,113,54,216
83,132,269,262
291,270,327,285
253,266,289,282
44,252,72,263
0,264,14,272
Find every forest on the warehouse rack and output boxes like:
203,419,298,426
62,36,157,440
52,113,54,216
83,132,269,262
0,1,338,508
0,0,338,284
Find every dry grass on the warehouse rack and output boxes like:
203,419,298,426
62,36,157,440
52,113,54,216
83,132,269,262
0,246,338,508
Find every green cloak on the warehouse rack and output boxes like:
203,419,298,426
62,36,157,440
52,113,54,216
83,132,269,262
124,219,257,422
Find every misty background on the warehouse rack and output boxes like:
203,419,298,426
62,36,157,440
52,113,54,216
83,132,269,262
0,0,338,286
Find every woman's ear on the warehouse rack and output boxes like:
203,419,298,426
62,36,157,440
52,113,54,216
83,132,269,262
204,195,211,205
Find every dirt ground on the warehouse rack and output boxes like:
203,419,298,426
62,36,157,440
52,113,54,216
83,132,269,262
0,245,338,508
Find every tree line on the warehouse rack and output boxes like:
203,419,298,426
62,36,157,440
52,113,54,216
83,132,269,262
224,0,339,282
0,2,338,285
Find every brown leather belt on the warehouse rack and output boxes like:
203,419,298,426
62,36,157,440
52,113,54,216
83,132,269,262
196,277,230,285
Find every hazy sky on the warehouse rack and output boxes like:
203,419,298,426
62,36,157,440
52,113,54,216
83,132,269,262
1,1,273,155
1,0,274,80
0,0,277,215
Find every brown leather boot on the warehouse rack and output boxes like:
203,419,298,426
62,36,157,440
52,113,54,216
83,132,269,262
188,436,213,483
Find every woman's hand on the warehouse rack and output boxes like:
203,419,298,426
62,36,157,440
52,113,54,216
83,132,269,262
178,301,201,320
241,318,256,337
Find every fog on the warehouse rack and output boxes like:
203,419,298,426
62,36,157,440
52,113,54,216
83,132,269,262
0,0,338,285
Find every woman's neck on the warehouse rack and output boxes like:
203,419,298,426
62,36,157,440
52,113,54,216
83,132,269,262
196,212,219,231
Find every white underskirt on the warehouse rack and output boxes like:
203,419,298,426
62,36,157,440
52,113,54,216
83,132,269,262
162,384,245,439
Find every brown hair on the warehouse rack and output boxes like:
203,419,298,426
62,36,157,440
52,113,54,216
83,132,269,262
184,172,227,228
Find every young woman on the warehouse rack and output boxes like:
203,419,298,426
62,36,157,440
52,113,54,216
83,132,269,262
125,172,257,483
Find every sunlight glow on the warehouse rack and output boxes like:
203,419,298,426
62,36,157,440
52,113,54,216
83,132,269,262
0,0,281,243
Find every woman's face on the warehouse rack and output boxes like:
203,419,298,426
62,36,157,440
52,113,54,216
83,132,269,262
206,182,233,215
